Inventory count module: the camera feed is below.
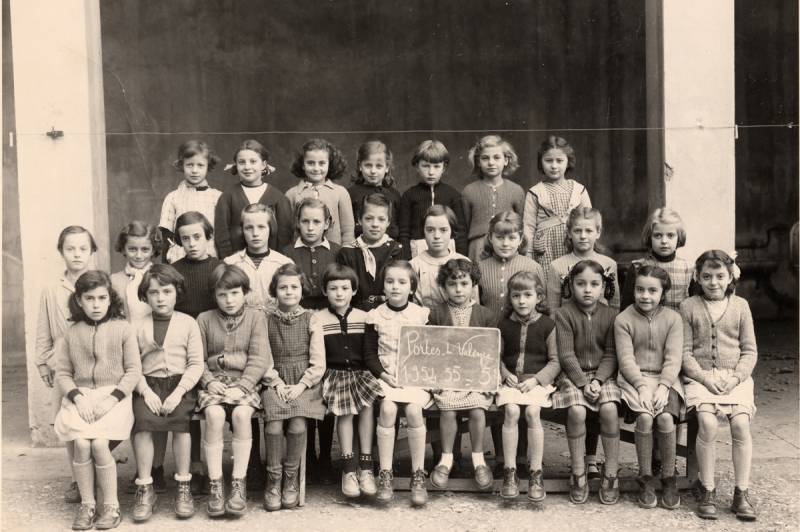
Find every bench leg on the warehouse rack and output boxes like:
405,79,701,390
299,433,306,507
686,417,699,483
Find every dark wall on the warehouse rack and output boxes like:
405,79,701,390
100,0,649,272
735,0,799,245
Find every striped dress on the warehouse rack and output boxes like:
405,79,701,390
260,308,327,421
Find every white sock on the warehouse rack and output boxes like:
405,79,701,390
732,435,752,490
94,461,119,507
376,425,395,471
174,473,192,482
438,453,454,469
231,438,252,479
528,426,544,472
696,436,717,490
204,439,225,480
134,476,153,486
407,425,427,472
501,425,518,470
472,452,486,468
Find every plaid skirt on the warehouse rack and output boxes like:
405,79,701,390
433,390,494,411
551,371,621,411
196,374,262,412
261,382,326,421
322,368,384,416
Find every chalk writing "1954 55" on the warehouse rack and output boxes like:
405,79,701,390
399,365,493,386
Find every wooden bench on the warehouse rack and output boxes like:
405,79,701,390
191,411,306,506
385,405,701,493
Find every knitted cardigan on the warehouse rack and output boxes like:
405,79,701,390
398,182,469,257
171,256,225,318
461,179,526,241
477,254,545,320
132,312,204,395
56,318,142,402
348,183,402,240
214,182,294,259
614,304,683,389
197,308,271,393
316,306,370,371
679,295,758,385
554,300,618,387
498,313,560,386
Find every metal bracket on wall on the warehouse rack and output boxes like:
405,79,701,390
46,127,63,139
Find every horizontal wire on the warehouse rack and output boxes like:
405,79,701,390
14,123,796,136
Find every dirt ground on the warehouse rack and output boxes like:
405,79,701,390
2,320,798,531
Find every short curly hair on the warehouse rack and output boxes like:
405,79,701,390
692,250,738,296
468,135,519,178
137,264,187,305
290,139,347,181
436,258,481,288
114,220,161,259
68,271,125,322
633,264,672,305
172,140,221,172
268,263,313,299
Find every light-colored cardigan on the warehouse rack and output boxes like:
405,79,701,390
132,312,204,395
35,274,74,377
679,295,758,385
614,305,683,389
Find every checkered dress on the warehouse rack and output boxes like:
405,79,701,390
322,369,384,416
197,373,263,411
260,310,326,421
533,180,573,267
551,370,621,411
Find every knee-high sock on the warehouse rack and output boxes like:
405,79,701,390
95,461,118,507
285,430,306,472
502,425,518,470
204,439,225,480
657,427,677,477
732,435,752,490
528,427,544,472
601,430,620,476
696,435,716,490
376,425,395,471
265,432,284,475
407,425,426,472
231,438,252,479
73,459,95,506
567,430,586,476
635,429,653,476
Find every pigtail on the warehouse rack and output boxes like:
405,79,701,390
602,269,616,301
560,274,573,301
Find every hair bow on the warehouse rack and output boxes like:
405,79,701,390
603,267,617,282
729,250,741,280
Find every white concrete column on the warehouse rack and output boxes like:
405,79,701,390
660,1,736,263
11,0,108,446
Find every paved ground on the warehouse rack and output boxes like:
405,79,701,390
2,320,798,531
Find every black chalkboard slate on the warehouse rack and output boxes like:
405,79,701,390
396,325,501,393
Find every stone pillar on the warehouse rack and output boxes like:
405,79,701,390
648,0,736,263
10,0,108,446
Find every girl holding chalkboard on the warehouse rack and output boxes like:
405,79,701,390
363,260,432,507
496,270,560,502
427,258,497,491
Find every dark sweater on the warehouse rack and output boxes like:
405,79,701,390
214,183,293,259
172,256,224,318
336,240,403,310
554,300,618,387
398,182,469,258
316,306,376,371
348,183,402,240
281,240,342,310
498,314,560,386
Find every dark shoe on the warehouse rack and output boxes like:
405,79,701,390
376,469,394,502
225,477,247,515
586,461,601,480
492,462,505,479
410,469,428,506
500,468,519,499
281,469,300,509
357,468,377,497
151,466,167,494
132,483,157,521
730,487,757,521
474,464,493,490
174,479,194,518
189,471,206,496
246,463,266,492
206,477,226,517
660,474,681,510
318,461,337,485
635,475,657,509
430,464,451,489
305,462,320,485
697,484,717,520
599,464,619,505
342,471,360,498
65,481,82,504
263,472,282,512
569,472,589,504
71,505,96,530
527,469,546,502
94,505,121,530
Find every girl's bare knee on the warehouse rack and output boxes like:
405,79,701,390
289,417,307,433
636,414,654,432
656,413,674,432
